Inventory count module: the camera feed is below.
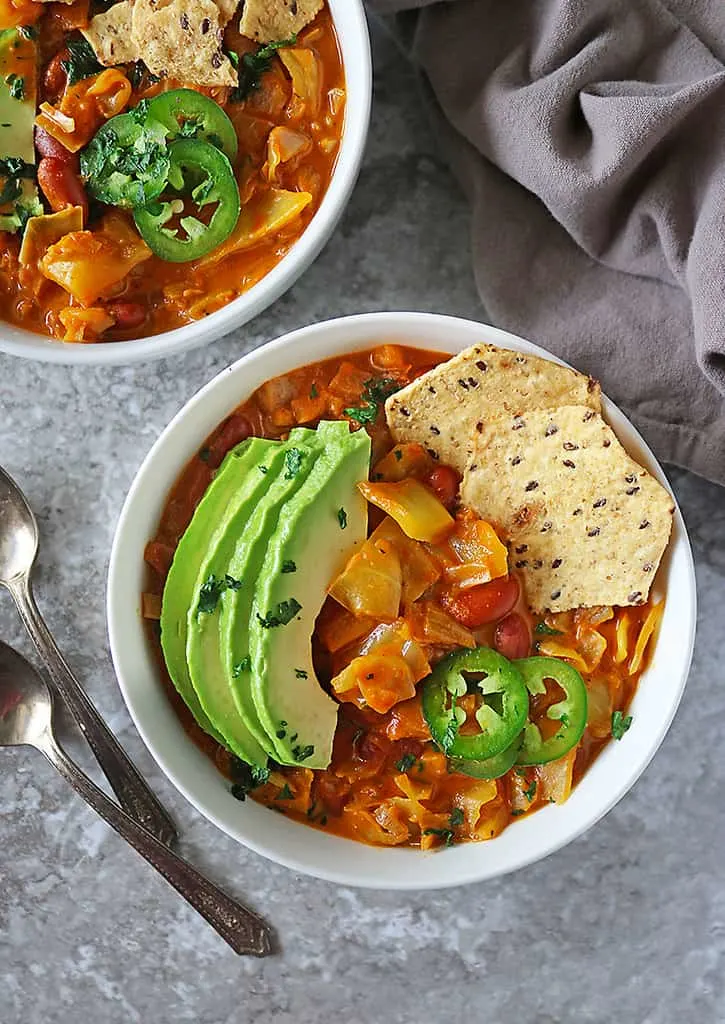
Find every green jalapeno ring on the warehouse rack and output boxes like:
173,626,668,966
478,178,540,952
514,656,588,766
147,89,238,163
449,733,524,780
422,646,529,762
133,138,240,263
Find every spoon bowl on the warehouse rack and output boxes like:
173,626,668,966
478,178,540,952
0,468,39,584
0,642,50,749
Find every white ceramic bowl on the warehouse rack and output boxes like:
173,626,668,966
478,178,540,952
0,1,371,366
107,312,697,889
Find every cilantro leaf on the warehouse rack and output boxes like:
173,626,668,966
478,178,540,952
611,710,633,740
284,447,303,479
277,783,293,800
337,507,347,529
230,36,297,102
449,807,464,828
294,668,308,679
395,753,416,773
197,574,226,614
344,377,402,426
440,712,459,754
292,743,315,763
534,622,562,636
281,560,297,574
225,574,243,591
257,598,302,628
423,827,455,847
232,655,251,676
229,759,269,800
523,779,537,802
61,37,103,86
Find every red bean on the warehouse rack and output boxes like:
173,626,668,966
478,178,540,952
493,613,531,660
37,158,89,220
207,414,254,466
427,465,460,509
34,127,78,167
442,576,520,629
106,301,147,331
42,54,68,102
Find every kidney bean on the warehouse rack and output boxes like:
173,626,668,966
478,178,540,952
442,576,520,629
37,158,89,220
42,53,68,102
106,301,147,331
34,127,79,168
206,414,254,466
493,612,531,660
426,465,460,509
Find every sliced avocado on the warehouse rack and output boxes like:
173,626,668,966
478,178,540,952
250,423,371,769
161,437,278,743
215,428,325,757
0,29,42,233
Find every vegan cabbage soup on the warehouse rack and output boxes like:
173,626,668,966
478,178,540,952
143,342,674,850
0,0,344,343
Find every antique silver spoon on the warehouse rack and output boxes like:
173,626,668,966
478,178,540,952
0,641,273,956
0,466,177,846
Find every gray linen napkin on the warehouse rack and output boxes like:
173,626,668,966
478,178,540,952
371,0,725,486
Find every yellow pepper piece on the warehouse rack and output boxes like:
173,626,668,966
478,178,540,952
629,601,664,675
358,479,454,543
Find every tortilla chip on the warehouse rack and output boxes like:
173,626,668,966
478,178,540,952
82,2,139,66
216,0,240,25
132,0,237,87
385,344,601,474
239,0,323,42
460,406,674,612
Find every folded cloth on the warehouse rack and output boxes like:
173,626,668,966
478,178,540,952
371,0,725,485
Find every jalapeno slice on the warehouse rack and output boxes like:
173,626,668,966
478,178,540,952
133,138,240,263
422,646,529,761
147,89,238,163
514,657,588,765
449,733,524,780
81,111,170,208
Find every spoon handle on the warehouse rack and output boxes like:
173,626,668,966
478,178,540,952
8,575,177,848
39,730,272,956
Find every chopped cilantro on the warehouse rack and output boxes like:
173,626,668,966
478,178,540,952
256,598,302,628
310,383,318,399
276,728,286,739
277,783,293,800
198,446,211,462
306,800,317,818
0,157,34,208
534,622,562,636
440,713,459,754
224,574,243,591
344,377,402,425
18,25,36,40
293,744,315,762
5,74,24,100
232,655,251,676
511,809,525,817
394,448,403,461
423,827,455,847
294,668,308,679
197,574,226,614
319,815,328,826
229,760,269,801
611,710,633,740
230,36,296,102
259,465,268,473
523,779,537,802
337,507,347,529
281,560,297,573
284,447,303,479
449,807,464,828
395,753,417,773
61,37,103,86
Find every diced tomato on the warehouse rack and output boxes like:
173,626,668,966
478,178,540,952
441,576,520,629
144,541,175,579
37,158,89,220
426,465,460,509
493,613,531,660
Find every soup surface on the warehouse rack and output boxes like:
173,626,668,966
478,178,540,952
0,1,343,343
145,345,664,849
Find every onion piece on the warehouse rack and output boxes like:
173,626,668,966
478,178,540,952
629,600,664,674
358,479,454,543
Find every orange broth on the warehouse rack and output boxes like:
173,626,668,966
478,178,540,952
0,3,344,342
144,345,660,849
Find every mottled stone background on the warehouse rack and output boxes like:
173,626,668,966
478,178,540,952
1,16,724,1024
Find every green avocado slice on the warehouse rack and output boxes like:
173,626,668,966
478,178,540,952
216,427,328,757
160,437,277,742
186,429,319,765
250,423,371,769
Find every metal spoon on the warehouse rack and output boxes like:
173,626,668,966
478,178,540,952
0,466,177,846
0,641,273,956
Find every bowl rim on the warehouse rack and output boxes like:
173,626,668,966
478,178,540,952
107,311,697,889
0,0,372,367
